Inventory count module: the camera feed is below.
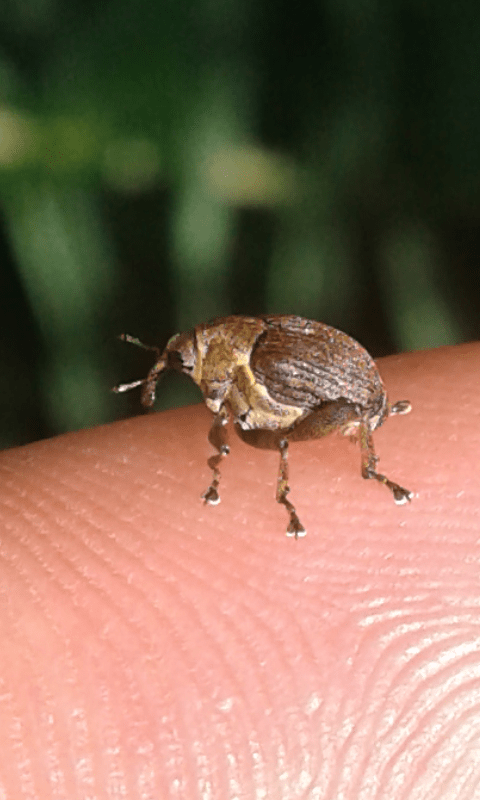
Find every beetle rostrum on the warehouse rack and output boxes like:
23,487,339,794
114,315,413,538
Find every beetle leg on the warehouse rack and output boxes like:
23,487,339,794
202,406,230,506
389,400,412,416
286,401,413,505
359,422,413,504
233,425,306,537
112,334,167,408
277,438,306,539
288,399,361,441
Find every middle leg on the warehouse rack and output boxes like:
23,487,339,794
276,438,306,538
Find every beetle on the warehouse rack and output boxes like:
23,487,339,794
114,314,413,537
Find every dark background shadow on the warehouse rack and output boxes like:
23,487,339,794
0,0,479,449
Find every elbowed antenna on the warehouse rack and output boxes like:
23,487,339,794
117,333,162,355
112,378,146,393
112,333,168,407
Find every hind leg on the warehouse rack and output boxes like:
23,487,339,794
358,422,413,504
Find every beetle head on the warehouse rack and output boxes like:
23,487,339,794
162,330,197,375
113,329,198,408
139,329,199,407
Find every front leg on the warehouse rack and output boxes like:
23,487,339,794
202,406,230,505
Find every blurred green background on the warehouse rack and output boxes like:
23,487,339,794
0,0,479,449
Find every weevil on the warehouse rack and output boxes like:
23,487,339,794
114,315,413,537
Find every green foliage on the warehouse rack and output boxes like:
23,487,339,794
0,0,479,447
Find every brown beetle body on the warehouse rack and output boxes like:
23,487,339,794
114,315,413,537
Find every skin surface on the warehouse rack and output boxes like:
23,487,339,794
0,342,479,799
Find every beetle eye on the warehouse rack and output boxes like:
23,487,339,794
169,351,194,372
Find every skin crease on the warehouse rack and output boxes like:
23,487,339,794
0,343,479,800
